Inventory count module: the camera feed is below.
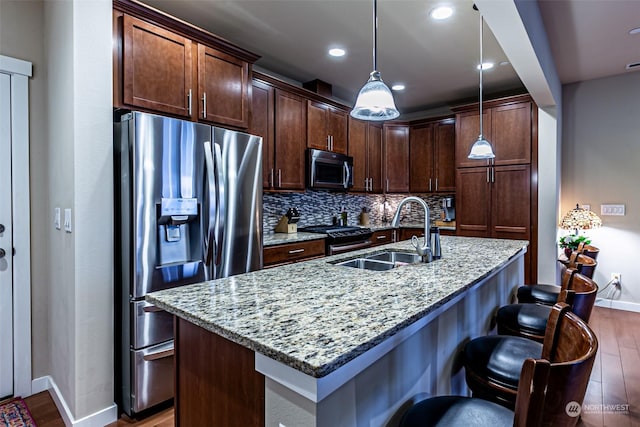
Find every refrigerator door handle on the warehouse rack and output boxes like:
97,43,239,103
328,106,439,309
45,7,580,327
212,142,225,274
203,141,217,272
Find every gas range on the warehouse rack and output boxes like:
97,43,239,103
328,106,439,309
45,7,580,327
298,225,373,255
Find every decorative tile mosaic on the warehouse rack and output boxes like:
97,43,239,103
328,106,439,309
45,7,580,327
264,191,452,233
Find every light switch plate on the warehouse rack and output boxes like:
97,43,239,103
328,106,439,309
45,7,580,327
601,204,625,216
54,207,61,230
64,208,72,232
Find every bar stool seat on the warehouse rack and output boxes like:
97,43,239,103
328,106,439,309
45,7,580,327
516,284,560,305
496,303,550,337
463,335,543,406
399,396,513,427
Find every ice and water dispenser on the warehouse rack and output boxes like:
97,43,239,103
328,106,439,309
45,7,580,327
157,197,202,267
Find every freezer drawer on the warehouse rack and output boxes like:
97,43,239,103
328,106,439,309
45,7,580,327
131,341,174,414
132,300,174,349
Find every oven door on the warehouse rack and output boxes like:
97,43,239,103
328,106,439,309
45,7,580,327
327,239,372,256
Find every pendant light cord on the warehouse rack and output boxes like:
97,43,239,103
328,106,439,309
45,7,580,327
373,0,378,71
479,13,484,139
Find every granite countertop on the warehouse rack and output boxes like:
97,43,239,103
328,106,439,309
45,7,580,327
147,236,527,378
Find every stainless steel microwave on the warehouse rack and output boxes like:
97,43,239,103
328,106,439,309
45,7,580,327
307,149,353,190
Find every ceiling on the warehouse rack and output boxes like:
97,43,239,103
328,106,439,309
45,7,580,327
139,0,640,118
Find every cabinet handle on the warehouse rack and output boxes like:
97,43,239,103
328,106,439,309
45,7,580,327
392,230,397,241
435,178,438,191
187,89,192,116
386,178,389,192
270,169,274,187
202,92,207,119
491,167,495,183
327,135,331,151
278,169,282,187
486,167,490,183
428,178,432,192
288,248,305,254
369,177,373,191
376,235,387,240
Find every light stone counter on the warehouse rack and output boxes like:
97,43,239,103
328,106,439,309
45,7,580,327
148,235,527,426
148,236,526,377
263,231,327,246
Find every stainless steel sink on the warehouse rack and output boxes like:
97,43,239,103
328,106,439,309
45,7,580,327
335,258,396,271
334,250,424,271
365,250,423,264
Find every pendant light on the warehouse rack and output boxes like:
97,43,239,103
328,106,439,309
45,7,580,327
350,0,400,121
468,7,495,159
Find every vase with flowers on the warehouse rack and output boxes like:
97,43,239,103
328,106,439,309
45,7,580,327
559,234,591,258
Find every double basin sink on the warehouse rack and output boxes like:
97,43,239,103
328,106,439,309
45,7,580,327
332,250,424,271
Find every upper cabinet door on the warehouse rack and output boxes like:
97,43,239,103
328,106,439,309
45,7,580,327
250,80,275,188
368,122,383,193
491,102,531,166
328,109,348,154
274,89,306,190
197,44,249,129
434,121,456,192
122,15,193,117
348,117,367,192
455,109,491,168
306,101,329,151
409,124,434,193
384,124,410,193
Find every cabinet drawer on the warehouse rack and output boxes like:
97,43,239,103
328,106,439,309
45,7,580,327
264,239,325,267
371,230,395,247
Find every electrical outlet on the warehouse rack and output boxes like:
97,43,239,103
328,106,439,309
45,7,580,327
611,273,621,286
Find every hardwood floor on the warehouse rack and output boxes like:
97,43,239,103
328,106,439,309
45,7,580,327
20,306,640,426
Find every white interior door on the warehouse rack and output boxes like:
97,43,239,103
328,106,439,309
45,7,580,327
0,71,14,399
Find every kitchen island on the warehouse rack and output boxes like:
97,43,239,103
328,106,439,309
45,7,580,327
147,236,527,426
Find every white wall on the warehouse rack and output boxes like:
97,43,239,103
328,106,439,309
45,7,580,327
0,0,50,381
562,72,640,309
2,0,114,421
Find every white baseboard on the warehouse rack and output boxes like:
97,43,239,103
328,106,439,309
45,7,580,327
595,298,640,313
31,376,118,427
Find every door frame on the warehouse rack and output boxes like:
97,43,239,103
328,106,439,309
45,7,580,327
0,55,33,398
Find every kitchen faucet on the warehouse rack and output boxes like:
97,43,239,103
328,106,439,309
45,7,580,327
391,196,433,262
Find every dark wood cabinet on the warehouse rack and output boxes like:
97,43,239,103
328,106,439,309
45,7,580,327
250,80,274,188
263,239,325,267
454,94,537,283
383,124,410,193
274,89,306,190
197,44,249,128
370,229,396,247
349,118,383,193
455,97,532,168
121,14,193,117
409,118,455,193
307,101,348,154
114,1,258,126
251,77,306,191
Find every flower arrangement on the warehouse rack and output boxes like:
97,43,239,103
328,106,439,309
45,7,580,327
559,234,591,252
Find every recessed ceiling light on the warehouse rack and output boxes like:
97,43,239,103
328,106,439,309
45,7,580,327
477,62,494,71
328,48,346,57
430,6,454,20
391,84,405,91
499,61,510,67
629,27,640,35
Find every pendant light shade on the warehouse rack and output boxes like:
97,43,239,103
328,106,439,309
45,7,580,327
350,0,399,121
468,9,495,159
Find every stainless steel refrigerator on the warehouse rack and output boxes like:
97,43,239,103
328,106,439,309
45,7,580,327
114,111,262,416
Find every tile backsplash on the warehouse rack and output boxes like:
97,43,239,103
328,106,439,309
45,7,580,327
263,191,453,233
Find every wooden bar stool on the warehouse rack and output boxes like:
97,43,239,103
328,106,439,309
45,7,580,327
497,272,598,343
517,253,597,305
400,303,598,426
